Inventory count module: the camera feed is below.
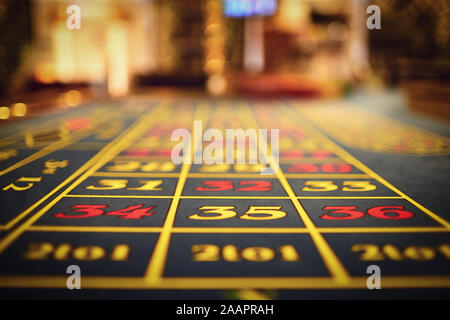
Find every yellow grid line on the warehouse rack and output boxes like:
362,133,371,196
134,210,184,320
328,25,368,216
1,99,448,291
244,101,351,284
64,194,174,199
295,100,450,154
25,225,449,234
0,276,448,289
181,195,289,199
91,172,180,178
114,155,173,161
0,108,120,177
171,227,309,233
89,173,372,178
0,102,171,254
0,105,110,147
61,142,110,151
296,196,403,199
318,227,450,233
279,158,345,163
145,103,211,283
284,174,369,178
109,156,345,164
0,109,132,230
9,141,109,150
288,102,450,229
28,226,163,233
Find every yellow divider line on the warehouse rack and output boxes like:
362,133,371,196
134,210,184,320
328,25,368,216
145,103,211,283
181,195,290,199
308,100,450,148
27,226,162,233
0,102,171,254
172,227,309,233
244,102,351,284
297,196,403,199
288,103,450,229
279,158,345,163
0,108,120,176
1,275,448,289
64,194,289,199
145,163,191,283
2,109,129,230
114,155,173,161
64,194,174,199
91,172,180,178
25,226,449,234
0,104,110,147
189,173,276,178
318,227,450,233
285,174,369,178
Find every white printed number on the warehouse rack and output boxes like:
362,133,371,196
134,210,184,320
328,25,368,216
66,5,81,30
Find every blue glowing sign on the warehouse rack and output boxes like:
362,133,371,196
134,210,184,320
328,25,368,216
224,0,277,17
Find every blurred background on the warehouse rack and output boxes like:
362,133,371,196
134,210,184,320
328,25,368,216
0,0,448,120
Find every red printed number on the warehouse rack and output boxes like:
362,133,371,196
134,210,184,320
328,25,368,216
195,180,272,192
321,206,413,220
54,204,155,219
195,180,233,191
320,206,364,220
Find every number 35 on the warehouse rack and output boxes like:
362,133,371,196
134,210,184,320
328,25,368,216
189,206,287,220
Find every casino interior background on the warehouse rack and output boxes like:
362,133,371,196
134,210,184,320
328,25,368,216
0,0,448,113
0,0,449,300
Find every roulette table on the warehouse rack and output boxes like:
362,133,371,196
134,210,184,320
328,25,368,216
0,94,449,300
